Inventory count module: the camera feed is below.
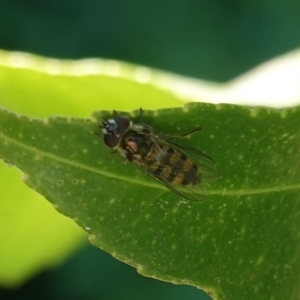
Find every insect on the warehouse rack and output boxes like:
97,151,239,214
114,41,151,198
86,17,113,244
100,109,219,201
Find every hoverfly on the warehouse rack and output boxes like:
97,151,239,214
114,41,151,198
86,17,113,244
100,109,219,201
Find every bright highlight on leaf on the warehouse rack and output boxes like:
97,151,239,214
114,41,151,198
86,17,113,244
0,103,300,300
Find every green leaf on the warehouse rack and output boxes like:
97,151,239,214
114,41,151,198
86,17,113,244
1,102,300,300
0,50,193,289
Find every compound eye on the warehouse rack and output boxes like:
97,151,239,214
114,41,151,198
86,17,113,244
115,116,130,135
104,134,119,148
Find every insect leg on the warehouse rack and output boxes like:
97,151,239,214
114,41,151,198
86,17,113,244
109,149,118,155
94,132,103,138
139,108,143,123
180,128,203,138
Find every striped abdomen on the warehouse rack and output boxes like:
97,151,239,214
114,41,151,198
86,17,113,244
142,143,200,186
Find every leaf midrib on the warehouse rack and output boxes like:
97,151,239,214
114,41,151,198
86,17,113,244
1,131,300,197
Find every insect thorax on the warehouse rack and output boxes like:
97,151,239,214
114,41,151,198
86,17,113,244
120,129,152,159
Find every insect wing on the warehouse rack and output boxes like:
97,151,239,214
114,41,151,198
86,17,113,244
128,135,219,201
157,134,220,181
136,121,220,180
129,155,208,201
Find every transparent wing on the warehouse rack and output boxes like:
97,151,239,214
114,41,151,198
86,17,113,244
156,134,220,181
127,135,219,201
135,122,220,180
129,157,208,202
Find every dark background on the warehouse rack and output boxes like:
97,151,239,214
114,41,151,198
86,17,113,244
1,0,300,299
1,0,300,82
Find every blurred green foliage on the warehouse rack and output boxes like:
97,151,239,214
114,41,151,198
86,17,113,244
1,0,300,81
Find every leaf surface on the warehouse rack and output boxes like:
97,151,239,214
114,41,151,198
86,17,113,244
1,103,300,300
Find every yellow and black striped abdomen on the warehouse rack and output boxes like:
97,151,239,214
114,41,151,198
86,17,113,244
143,143,200,186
